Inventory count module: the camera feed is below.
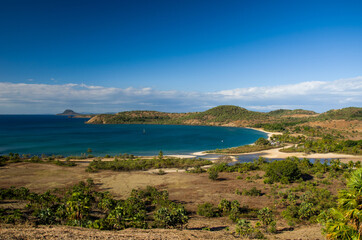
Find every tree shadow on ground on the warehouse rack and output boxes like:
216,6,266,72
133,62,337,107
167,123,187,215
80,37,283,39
188,226,228,231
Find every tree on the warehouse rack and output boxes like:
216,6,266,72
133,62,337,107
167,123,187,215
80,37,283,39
265,159,302,183
208,168,219,181
255,137,270,146
154,205,188,229
158,150,163,160
258,207,276,233
319,168,362,239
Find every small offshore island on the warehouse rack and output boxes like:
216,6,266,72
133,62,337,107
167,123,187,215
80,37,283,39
1,105,361,239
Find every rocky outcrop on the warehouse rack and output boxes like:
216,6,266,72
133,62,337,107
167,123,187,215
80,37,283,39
56,109,80,116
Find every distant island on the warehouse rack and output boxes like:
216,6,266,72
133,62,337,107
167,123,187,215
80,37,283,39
56,109,94,118
56,109,81,116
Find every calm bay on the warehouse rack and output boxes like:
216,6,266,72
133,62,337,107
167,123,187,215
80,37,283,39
0,115,267,156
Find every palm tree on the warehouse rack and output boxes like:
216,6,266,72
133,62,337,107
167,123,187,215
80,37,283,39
320,168,362,239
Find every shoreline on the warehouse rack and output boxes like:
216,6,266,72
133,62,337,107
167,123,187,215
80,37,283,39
244,127,282,140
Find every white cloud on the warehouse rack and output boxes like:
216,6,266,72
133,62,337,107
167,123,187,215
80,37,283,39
0,76,361,114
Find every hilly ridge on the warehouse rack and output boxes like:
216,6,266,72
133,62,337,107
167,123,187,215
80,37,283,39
86,105,362,126
85,105,269,125
85,105,362,140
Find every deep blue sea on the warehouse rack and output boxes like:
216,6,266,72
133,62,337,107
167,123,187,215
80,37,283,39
0,115,267,156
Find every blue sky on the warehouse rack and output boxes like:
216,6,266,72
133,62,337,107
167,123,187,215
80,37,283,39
0,0,361,113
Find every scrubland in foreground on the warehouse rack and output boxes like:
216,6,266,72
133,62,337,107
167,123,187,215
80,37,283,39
1,153,361,239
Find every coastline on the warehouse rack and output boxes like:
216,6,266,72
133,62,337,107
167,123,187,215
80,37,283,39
187,125,362,162
244,127,282,140
187,127,282,157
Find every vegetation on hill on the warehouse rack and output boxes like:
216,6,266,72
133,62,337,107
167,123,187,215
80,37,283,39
85,105,362,145
182,105,267,123
86,105,269,125
87,111,184,124
272,134,362,155
0,182,188,230
207,137,279,154
267,109,317,117
316,107,362,121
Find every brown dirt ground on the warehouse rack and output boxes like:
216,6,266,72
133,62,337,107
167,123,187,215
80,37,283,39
0,162,327,239
305,120,362,140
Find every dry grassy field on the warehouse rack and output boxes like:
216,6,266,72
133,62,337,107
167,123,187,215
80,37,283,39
0,161,334,239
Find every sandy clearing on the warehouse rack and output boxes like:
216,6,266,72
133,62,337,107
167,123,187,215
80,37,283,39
236,146,362,161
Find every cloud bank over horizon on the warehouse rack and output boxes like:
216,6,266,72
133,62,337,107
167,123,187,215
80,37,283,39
0,77,361,114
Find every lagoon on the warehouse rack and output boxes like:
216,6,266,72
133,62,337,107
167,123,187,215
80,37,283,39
0,115,267,156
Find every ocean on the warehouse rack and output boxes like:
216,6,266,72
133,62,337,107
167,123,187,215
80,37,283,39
0,115,267,156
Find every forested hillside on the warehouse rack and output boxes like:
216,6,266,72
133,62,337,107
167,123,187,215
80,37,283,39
86,105,362,140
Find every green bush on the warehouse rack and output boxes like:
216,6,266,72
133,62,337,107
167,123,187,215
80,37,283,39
228,200,243,222
218,199,232,214
258,207,276,233
0,182,188,231
241,187,263,196
255,137,270,146
154,205,188,229
197,202,220,217
235,219,264,239
265,159,302,183
208,168,219,180
187,166,206,173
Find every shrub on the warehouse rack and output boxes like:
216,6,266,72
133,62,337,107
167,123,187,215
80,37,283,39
187,166,206,173
228,200,242,222
265,159,302,183
208,168,219,180
154,205,188,229
298,202,316,220
0,183,189,231
218,199,231,214
155,169,166,175
263,178,273,184
255,137,270,146
197,202,220,218
242,187,263,196
257,207,276,233
235,219,264,239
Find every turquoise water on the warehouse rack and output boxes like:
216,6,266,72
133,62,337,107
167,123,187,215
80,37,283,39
0,115,267,156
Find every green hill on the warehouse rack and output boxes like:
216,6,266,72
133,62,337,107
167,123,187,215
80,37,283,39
317,107,362,120
86,111,186,124
86,105,270,125
86,105,362,131
267,109,317,117
181,105,267,123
